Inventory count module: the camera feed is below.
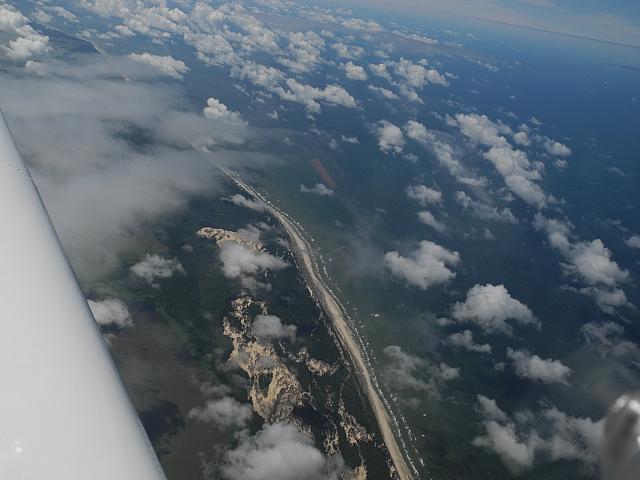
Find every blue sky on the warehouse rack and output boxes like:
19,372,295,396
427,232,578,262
337,0,640,47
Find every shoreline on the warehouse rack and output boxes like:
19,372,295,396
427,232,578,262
218,166,416,480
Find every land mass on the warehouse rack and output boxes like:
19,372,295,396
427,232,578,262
216,165,416,480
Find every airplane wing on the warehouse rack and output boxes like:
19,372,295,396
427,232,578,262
0,111,166,479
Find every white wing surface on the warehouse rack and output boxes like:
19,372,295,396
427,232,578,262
0,111,166,479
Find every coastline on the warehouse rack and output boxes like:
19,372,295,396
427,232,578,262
217,165,417,480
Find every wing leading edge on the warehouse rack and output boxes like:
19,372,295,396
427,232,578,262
0,111,166,479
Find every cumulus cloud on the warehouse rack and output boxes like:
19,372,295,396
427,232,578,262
128,52,189,79
367,85,398,99
340,135,359,144
402,123,486,187
278,31,325,73
218,242,287,289
0,3,50,60
417,210,447,233
444,330,492,354
432,140,487,187
188,397,253,428
232,61,357,113
276,78,357,113
406,184,442,205
130,254,185,288
506,348,572,385
369,63,391,80
252,314,297,343
452,284,538,335
220,423,345,480
384,241,460,289
404,120,435,144
544,139,571,157
226,194,267,212
204,97,247,125
376,120,405,154
383,345,459,399
473,396,603,474
300,183,334,196
455,191,518,224
566,239,630,286
512,131,530,146
48,6,78,23
472,418,538,473
332,41,364,59
391,57,448,88
87,298,133,328
342,61,367,80
624,235,640,249
582,321,640,365
455,113,549,208
534,214,631,313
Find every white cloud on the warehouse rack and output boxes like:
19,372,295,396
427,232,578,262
579,286,630,314
506,348,572,385
343,61,367,80
219,242,287,289
624,235,640,249
477,395,508,422
383,345,459,397
188,397,253,428
88,298,133,328
432,141,486,187
445,330,492,354
221,423,345,480
418,210,447,233
128,52,189,79
49,6,78,23
455,113,549,208
512,131,530,146
534,214,631,313
130,254,185,288
452,284,538,335
300,183,334,196
32,9,52,24
1,55,249,281
567,239,629,287
369,63,391,80
473,396,603,474
406,184,442,205
367,85,398,99
385,240,460,289
402,124,486,187
544,139,571,157
340,135,359,144
483,146,548,208
472,419,538,473
0,3,50,60
276,78,357,113
455,191,518,223
392,57,448,88
404,120,435,144
226,194,267,212
204,97,247,125
252,314,297,343
232,60,357,113
581,321,640,363
332,42,364,59
376,120,405,154
278,31,324,73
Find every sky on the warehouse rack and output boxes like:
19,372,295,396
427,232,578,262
331,0,640,47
